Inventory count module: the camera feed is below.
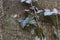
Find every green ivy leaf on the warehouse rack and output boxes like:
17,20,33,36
19,16,36,28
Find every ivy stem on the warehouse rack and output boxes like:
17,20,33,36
30,1,42,40
30,2,41,28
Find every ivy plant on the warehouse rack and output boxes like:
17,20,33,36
19,16,36,28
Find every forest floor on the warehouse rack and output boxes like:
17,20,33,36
0,0,60,40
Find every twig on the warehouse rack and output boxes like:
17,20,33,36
30,2,41,28
30,1,42,40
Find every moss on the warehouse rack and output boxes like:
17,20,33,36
44,15,57,25
35,28,43,37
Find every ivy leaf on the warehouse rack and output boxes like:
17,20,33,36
35,7,43,14
33,0,38,2
44,8,52,16
24,9,30,12
29,20,36,24
52,8,58,14
36,10,43,14
21,0,25,3
18,18,24,23
21,0,32,4
20,17,30,28
19,16,36,28
25,0,32,4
